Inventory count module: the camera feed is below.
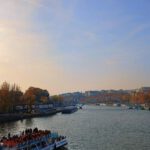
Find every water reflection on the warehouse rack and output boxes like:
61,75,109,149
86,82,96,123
0,121,20,136
24,118,34,126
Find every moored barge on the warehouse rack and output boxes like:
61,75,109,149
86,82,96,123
62,106,78,114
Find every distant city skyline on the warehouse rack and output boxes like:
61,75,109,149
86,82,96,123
0,0,150,94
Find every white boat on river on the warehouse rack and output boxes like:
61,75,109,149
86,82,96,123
0,128,67,150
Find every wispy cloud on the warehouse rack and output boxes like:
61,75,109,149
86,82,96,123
22,0,76,23
129,23,150,37
84,31,97,41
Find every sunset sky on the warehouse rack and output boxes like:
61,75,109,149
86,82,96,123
0,0,150,94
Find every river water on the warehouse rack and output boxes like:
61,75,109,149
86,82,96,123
0,105,150,150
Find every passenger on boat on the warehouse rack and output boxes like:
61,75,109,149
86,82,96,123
0,128,52,148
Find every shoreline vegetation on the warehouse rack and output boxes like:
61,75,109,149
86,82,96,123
0,81,65,123
0,81,64,113
0,81,150,123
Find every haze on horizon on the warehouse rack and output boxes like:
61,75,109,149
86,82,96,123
0,0,150,94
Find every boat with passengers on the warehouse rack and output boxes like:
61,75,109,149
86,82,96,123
0,128,67,150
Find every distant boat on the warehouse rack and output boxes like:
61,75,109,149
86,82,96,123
113,103,121,107
100,103,106,106
117,103,121,107
96,103,100,106
79,106,82,109
62,106,78,114
76,104,83,109
128,106,133,109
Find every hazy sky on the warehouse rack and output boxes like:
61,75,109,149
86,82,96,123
0,0,150,94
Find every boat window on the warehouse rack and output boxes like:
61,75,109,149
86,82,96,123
37,142,41,147
41,141,47,148
31,144,37,149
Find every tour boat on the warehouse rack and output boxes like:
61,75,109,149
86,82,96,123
0,128,67,150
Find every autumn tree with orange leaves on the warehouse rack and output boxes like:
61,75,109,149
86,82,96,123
23,87,50,113
0,82,23,113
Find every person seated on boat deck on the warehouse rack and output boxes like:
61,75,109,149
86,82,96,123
41,141,47,148
0,128,53,147
33,127,38,133
0,137,5,142
8,133,11,139
25,128,31,135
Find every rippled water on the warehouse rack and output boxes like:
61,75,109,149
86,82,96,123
0,105,150,150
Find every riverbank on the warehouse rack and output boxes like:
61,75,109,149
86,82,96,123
0,109,58,123
0,106,79,123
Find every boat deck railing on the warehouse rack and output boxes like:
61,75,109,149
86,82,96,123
17,133,59,149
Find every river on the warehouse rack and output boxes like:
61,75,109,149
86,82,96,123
0,105,150,150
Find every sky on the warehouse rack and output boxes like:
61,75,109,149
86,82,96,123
0,0,150,94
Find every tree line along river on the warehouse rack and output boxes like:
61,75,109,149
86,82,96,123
0,105,150,150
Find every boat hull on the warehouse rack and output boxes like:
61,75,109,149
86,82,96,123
62,106,78,114
0,139,67,150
